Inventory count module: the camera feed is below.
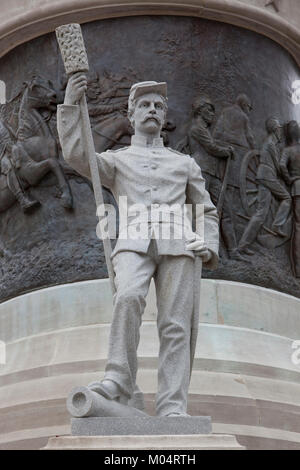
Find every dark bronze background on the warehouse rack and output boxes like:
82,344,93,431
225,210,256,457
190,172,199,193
0,15,299,301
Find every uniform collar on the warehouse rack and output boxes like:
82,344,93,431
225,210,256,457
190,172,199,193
131,135,164,148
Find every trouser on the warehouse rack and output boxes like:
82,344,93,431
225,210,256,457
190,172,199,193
203,172,237,252
292,196,300,278
104,241,195,416
7,169,24,198
239,179,291,249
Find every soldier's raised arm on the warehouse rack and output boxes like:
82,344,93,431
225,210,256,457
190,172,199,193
190,125,231,158
266,141,281,176
244,116,255,150
280,148,292,185
57,73,115,189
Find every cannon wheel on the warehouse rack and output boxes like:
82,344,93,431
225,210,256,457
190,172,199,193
240,150,260,217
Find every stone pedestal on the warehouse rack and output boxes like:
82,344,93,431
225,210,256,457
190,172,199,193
43,416,245,450
43,434,245,450
71,416,212,436
1,279,300,450
43,416,245,449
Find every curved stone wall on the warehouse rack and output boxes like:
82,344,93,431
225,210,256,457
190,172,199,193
0,1,299,66
0,279,299,450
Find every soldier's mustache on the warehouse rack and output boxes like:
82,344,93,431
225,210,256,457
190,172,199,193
143,115,161,124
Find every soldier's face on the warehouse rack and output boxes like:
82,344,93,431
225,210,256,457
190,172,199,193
133,93,166,135
87,82,99,100
199,104,215,124
273,121,282,142
241,101,252,115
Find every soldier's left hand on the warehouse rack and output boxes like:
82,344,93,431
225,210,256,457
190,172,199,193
194,247,212,262
186,239,212,262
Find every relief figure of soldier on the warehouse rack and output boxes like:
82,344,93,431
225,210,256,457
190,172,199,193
280,120,300,278
177,96,245,261
238,117,291,255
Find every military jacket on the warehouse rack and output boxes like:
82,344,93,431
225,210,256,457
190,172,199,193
57,104,219,269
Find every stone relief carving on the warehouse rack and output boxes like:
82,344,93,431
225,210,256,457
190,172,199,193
0,70,176,222
211,95,256,259
177,94,299,276
0,75,299,279
0,16,299,300
0,120,40,213
213,94,255,185
0,75,75,213
176,96,244,261
238,117,292,255
16,75,74,209
0,73,100,262
237,147,291,248
280,120,300,278
86,71,132,153
86,71,176,152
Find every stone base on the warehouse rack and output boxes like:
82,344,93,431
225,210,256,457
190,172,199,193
43,434,245,450
2,279,300,450
71,416,212,436
42,416,245,450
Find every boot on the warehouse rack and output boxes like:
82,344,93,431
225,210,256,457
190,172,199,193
16,192,40,213
88,379,129,405
228,248,248,262
128,385,145,411
238,246,255,256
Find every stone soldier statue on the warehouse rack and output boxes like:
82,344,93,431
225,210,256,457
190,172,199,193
0,120,39,212
238,117,291,255
177,96,243,261
57,76,219,417
280,120,300,277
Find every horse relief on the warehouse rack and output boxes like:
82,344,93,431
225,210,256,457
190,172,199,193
0,75,73,214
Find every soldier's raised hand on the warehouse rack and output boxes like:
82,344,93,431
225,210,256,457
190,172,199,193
64,72,87,105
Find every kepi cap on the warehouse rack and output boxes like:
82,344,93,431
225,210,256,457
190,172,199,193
129,81,167,105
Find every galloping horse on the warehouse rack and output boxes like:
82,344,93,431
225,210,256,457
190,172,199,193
0,75,73,212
